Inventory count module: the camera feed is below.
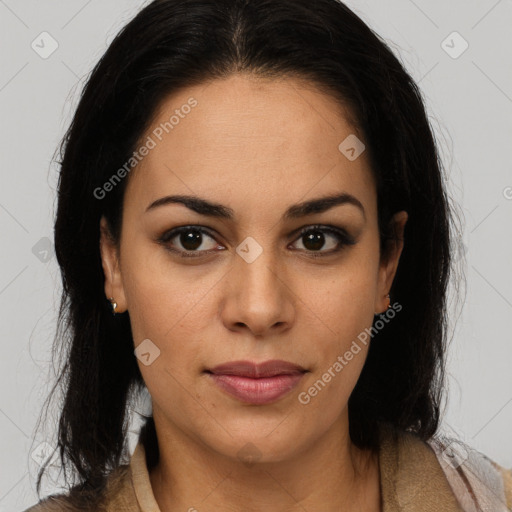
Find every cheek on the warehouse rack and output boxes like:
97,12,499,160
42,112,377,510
299,290,374,420
120,235,202,337
298,249,380,408
123,261,211,414
120,246,219,392
124,272,210,363
307,257,379,340
298,349,366,428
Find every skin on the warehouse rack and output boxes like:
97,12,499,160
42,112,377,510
100,74,407,512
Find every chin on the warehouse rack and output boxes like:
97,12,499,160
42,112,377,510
198,422,310,465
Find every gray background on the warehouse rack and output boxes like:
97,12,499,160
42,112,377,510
1,0,511,510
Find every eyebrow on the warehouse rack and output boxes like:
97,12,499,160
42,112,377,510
145,192,365,221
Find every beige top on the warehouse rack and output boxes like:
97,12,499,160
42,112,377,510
24,425,512,511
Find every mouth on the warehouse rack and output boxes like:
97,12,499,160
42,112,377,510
204,359,308,405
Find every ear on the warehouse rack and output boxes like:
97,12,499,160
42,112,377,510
99,216,127,313
374,210,408,314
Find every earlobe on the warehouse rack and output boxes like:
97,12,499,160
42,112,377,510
375,210,408,314
99,216,127,313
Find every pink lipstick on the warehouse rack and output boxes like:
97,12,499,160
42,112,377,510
205,360,306,405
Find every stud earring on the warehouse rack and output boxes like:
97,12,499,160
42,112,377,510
374,293,391,316
109,297,117,315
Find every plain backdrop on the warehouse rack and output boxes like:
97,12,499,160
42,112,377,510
0,0,511,510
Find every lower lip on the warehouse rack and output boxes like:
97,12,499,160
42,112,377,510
207,372,305,405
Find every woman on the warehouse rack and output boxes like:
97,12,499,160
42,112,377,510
25,0,511,511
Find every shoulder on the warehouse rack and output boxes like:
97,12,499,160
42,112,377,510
498,463,512,509
21,493,85,512
21,464,136,512
426,432,512,511
379,423,512,511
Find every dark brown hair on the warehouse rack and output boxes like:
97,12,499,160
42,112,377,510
33,0,463,508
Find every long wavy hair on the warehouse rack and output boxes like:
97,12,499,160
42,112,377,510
34,0,464,508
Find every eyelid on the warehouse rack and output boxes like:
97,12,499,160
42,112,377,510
289,224,355,242
158,224,218,243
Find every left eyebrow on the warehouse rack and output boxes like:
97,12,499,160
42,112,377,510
283,193,366,221
145,192,366,221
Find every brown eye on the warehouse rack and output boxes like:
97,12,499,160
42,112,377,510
176,229,204,251
290,225,356,257
300,230,332,251
159,226,222,257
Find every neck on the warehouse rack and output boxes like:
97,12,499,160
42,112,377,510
148,410,381,512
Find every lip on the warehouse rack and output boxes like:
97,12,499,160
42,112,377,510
205,360,307,405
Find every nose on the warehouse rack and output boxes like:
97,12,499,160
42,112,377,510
220,245,295,338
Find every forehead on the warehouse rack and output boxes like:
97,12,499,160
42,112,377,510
125,74,376,221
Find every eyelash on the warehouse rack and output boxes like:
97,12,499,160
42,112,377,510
157,224,356,259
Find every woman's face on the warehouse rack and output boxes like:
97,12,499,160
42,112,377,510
101,74,406,462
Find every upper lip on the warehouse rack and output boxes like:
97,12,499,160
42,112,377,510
206,360,307,378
